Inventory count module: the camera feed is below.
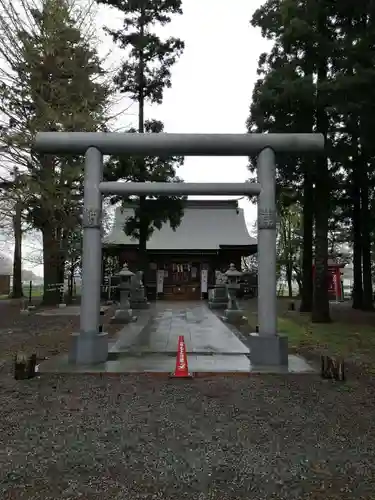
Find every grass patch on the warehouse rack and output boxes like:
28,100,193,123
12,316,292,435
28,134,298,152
278,314,375,369
245,302,375,370
0,291,43,300
0,285,82,300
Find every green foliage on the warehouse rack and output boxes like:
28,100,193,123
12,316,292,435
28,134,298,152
97,0,184,104
276,203,303,296
65,226,82,271
104,119,185,240
0,0,112,302
0,0,110,229
248,0,375,314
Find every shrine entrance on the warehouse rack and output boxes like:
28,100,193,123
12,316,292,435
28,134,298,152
163,261,201,300
34,131,324,366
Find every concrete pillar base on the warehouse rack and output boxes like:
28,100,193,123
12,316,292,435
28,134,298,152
224,309,246,323
248,334,288,366
69,332,108,364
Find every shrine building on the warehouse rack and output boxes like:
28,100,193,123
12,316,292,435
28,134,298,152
102,199,257,300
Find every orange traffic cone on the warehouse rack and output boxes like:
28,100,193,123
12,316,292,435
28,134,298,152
170,335,193,378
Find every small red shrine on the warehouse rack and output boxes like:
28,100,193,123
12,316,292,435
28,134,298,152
312,259,346,301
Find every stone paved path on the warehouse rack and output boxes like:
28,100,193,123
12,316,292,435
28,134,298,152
40,301,315,374
112,301,249,354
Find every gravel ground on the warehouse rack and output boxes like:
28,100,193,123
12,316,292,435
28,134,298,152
1,373,375,499
0,300,120,365
1,300,375,499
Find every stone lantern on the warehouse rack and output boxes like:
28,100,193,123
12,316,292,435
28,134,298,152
223,263,246,323
110,263,137,324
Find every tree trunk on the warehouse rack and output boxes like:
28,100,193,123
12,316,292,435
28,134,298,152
300,171,314,311
296,276,303,297
57,261,65,293
137,19,148,287
352,166,363,309
11,201,23,298
138,213,148,282
67,266,75,303
286,262,293,297
357,16,374,310
312,193,330,323
312,31,330,323
42,225,61,305
57,228,68,302
360,175,373,310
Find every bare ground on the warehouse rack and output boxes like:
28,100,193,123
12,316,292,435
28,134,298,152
0,300,375,499
0,300,121,368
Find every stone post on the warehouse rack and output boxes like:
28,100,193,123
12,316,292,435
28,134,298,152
257,148,277,336
69,147,108,364
249,148,288,365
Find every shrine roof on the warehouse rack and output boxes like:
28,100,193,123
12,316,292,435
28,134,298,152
103,199,256,250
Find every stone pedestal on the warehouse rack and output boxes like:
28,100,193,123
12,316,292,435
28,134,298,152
111,288,137,324
69,331,108,364
111,307,137,324
248,333,288,366
224,308,246,323
130,299,149,309
129,288,149,309
129,271,150,309
208,285,228,309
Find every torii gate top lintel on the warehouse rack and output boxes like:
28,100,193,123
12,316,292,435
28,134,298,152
34,132,325,156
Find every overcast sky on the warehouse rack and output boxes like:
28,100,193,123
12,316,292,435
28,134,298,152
15,0,272,275
97,0,271,226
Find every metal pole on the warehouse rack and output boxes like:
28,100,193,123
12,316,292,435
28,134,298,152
80,147,103,337
257,148,277,336
34,132,325,155
99,181,262,196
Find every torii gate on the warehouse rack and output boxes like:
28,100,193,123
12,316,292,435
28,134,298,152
34,132,324,366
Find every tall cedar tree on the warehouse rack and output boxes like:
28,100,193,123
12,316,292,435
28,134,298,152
330,2,375,310
96,0,185,281
249,0,339,322
250,0,375,314
0,170,28,298
247,12,317,313
0,0,110,304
